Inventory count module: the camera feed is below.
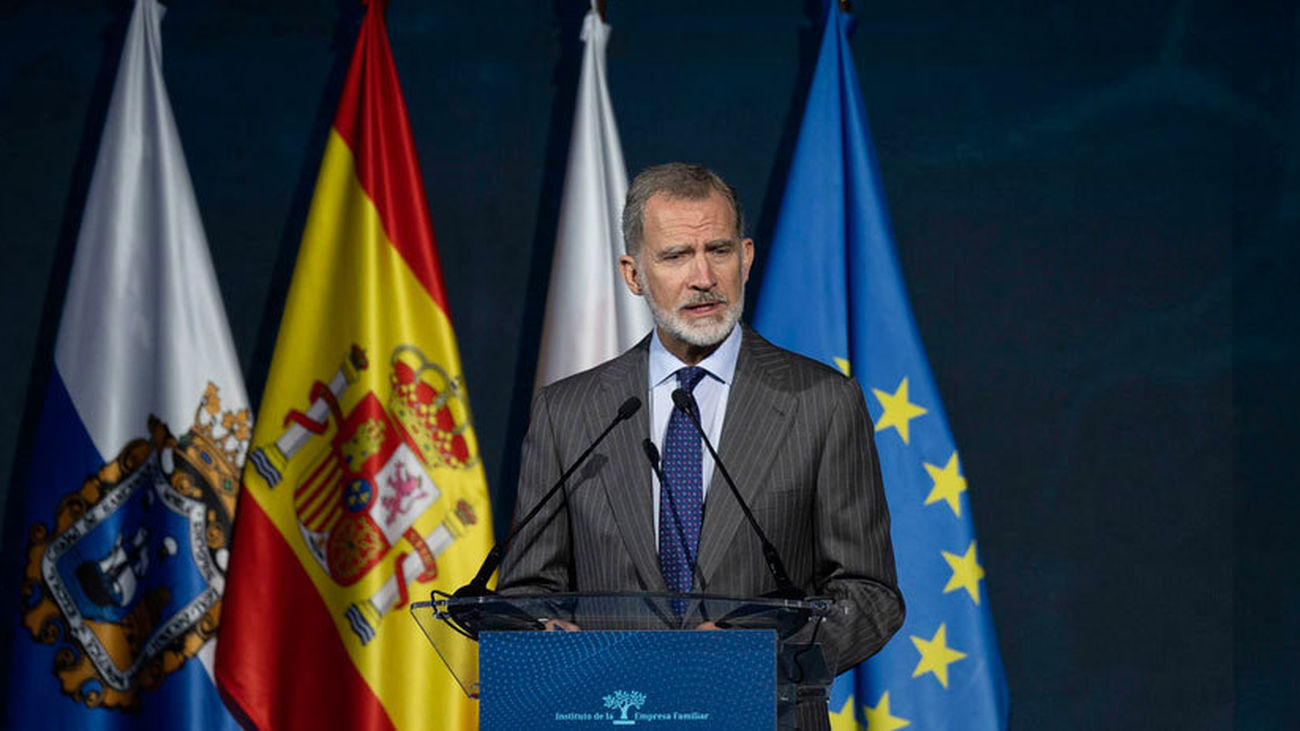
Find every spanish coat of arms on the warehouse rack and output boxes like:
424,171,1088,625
246,343,481,644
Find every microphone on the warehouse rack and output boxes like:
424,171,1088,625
641,439,665,482
455,396,642,599
670,388,802,599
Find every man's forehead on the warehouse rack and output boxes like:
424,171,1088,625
644,190,736,233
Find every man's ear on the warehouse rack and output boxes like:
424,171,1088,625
619,254,643,295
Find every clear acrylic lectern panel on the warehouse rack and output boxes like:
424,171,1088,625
409,591,831,699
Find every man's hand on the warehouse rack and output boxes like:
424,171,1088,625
542,618,581,632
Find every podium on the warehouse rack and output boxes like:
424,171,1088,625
410,591,833,730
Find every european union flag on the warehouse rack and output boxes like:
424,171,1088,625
752,2,1009,728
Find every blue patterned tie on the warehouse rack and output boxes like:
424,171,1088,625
659,366,708,596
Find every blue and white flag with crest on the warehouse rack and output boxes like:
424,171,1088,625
753,1,1009,729
4,0,247,728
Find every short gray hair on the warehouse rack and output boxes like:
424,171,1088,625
622,163,745,258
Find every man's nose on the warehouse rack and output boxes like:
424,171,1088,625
687,253,717,289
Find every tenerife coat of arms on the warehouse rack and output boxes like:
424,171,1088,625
18,384,249,711
246,343,481,644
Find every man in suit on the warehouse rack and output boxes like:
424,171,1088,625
498,163,904,729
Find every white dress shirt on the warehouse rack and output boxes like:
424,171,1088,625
647,325,742,549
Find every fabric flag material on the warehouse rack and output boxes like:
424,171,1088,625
751,2,1010,729
3,0,248,728
533,1,652,388
214,3,493,730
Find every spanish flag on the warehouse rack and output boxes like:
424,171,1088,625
215,2,492,729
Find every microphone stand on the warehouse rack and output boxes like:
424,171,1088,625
671,388,802,599
453,396,642,600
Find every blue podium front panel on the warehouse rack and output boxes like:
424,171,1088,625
479,629,776,730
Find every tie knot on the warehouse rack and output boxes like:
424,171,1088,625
676,366,708,393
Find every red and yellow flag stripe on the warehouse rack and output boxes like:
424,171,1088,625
217,3,491,729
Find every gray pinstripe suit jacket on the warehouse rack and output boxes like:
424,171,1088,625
498,326,905,676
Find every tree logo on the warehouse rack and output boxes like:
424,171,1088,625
602,689,647,725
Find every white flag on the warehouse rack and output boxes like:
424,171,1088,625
56,0,248,451
534,2,652,388
4,0,247,727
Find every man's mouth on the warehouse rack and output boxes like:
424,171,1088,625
681,296,728,318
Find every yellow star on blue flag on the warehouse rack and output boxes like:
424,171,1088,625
873,377,927,444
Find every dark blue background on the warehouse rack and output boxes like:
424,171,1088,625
0,0,1293,727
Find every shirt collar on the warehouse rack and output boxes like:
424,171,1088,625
648,324,743,388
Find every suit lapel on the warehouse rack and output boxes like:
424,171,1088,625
594,338,667,591
695,329,794,589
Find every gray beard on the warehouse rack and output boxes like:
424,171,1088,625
640,275,744,348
